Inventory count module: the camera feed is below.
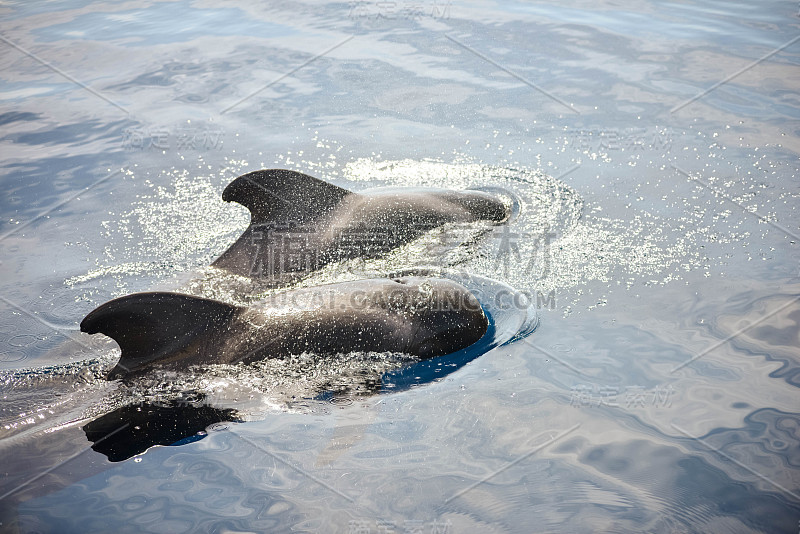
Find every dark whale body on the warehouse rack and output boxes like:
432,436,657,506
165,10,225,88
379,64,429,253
211,169,510,284
80,277,488,379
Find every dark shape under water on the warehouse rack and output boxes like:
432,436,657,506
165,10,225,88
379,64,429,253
211,169,510,283
80,277,488,379
83,400,237,462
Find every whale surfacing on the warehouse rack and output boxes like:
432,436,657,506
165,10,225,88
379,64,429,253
211,169,510,283
80,277,488,379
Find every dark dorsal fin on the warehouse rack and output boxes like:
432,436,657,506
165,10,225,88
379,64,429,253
80,292,240,378
222,169,353,225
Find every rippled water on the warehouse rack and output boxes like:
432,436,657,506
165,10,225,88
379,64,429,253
1,0,799,532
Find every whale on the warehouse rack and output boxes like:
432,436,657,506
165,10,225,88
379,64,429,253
0,271,537,520
80,276,488,379
211,169,510,284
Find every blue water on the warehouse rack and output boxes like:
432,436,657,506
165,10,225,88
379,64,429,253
1,0,799,532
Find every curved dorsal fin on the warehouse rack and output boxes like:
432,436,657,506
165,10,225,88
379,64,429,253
222,169,353,225
80,292,239,378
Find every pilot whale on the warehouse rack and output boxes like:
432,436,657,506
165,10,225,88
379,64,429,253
211,169,510,283
80,277,488,379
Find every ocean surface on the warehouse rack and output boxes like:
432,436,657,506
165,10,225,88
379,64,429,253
1,0,799,532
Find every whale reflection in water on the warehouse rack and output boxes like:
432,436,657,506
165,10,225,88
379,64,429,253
83,399,237,462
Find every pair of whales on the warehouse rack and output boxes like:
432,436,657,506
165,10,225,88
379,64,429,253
81,169,511,378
